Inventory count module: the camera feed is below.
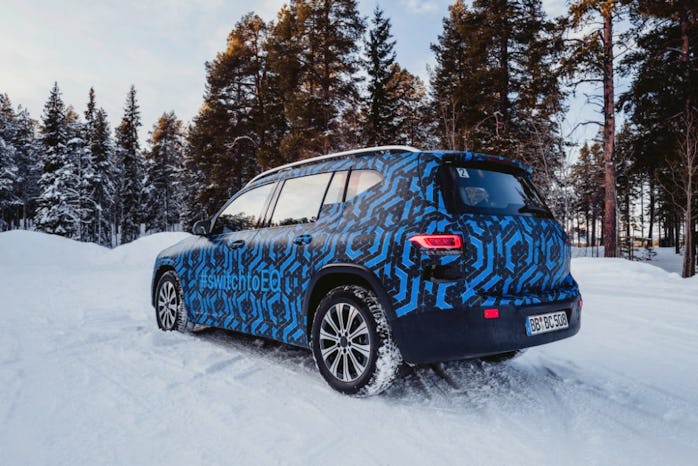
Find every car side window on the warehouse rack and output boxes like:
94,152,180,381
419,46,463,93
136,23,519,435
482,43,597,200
269,172,332,227
322,171,349,207
215,183,275,234
345,169,384,201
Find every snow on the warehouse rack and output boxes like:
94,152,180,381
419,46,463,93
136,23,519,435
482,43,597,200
574,246,688,276
649,247,686,276
1,231,697,465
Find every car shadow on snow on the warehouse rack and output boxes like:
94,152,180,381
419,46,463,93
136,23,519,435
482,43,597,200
188,326,576,409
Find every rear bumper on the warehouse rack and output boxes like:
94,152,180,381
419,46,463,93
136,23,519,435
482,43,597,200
390,297,581,364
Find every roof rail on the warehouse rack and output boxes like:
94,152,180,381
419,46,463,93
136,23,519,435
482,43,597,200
248,145,421,184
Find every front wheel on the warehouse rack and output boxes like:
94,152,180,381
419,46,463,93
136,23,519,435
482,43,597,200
311,285,402,396
155,271,190,332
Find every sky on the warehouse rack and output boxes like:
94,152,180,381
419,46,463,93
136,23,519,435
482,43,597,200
1,0,593,151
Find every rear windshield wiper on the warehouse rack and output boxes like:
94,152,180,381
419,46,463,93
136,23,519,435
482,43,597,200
518,204,551,217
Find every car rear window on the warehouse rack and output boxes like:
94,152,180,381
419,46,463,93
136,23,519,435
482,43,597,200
439,165,552,218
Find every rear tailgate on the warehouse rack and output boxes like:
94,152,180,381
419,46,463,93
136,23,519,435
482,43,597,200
419,152,572,298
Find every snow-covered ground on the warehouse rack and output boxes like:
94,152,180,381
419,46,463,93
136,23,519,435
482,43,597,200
1,231,697,465
648,247,687,275
573,245,688,276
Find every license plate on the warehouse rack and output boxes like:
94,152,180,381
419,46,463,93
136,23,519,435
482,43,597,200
525,311,569,336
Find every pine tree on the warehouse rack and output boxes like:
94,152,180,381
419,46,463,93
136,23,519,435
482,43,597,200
34,83,81,238
12,106,41,228
65,106,89,241
115,85,143,244
430,0,565,190
571,142,605,249
0,94,20,230
179,144,206,231
187,14,271,218
144,111,185,233
620,1,698,275
269,0,365,158
430,1,486,150
386,65,432,147
565,0,632,258
83,89,115,246
364,7,399,145
81,89,99,243
92,108,116,245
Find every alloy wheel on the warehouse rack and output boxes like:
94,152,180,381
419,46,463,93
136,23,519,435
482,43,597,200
318,302,372,382
157,281,178,330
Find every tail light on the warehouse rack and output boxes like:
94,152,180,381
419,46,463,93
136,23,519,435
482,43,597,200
408,234,463,252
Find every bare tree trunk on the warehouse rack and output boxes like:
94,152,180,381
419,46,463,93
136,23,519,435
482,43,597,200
585,212,590,248
625,176,632,259
674,212,681,254
681,117,696,277
680,0,691,131
498,1,510,138
591,210,597,250
685,195,694,277
680,0,695,277
602,8,618,257
648,174,655,247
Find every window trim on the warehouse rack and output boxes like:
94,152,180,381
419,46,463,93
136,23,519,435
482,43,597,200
342,168,352,203
259,179,284,227
316,171,335,220
316,169,351,220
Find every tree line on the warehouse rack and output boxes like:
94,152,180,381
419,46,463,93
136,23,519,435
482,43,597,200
0,84,185,246
0,0,695,276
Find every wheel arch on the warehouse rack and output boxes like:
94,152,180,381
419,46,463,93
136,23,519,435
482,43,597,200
151,263,176,307
303,264,395,343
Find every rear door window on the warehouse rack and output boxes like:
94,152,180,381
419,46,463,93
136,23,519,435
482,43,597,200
269,172,332,226
440,165,551,218
322,171,349,206
345,170,383,201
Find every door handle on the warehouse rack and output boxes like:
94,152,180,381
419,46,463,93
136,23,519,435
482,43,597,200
227,239,245,249
293,234,312,245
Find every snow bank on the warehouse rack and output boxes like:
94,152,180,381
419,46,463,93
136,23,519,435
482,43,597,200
0,230,108,267
1,231,697,466
0,230,190,268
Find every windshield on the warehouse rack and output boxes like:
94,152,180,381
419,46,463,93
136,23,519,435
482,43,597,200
439,165,552,218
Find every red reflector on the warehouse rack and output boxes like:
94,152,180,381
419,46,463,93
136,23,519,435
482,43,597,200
483,308,499,319
408,234,463,250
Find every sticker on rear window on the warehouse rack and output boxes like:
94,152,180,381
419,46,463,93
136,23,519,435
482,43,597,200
456,168,469,178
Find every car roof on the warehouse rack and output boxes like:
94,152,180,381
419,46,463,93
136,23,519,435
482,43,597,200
246,146,533,188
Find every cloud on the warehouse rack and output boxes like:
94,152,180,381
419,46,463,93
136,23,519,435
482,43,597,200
400,0,440,15
0,0,287,144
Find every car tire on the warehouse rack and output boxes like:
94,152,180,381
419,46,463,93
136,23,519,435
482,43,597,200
311,285,402,396
155,271,190,332
479,350,525,363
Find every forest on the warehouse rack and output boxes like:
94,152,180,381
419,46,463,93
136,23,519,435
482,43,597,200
0,0,696,277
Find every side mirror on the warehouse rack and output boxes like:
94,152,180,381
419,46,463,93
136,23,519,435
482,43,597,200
192,219,211,236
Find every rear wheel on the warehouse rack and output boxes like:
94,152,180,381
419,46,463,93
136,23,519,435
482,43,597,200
311,285,401,396
155,271,189,332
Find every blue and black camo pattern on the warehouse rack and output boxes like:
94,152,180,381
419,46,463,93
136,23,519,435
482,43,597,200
153,150,579,348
